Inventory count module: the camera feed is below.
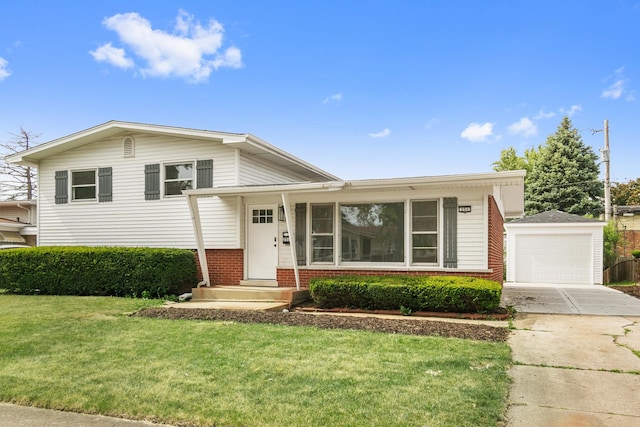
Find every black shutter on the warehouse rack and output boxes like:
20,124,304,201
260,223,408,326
55,170,68,204
443,197,458,268
98,167,113,202
196,159,213,188
145,164,160,200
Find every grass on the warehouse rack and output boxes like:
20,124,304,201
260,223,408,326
0,295,512,426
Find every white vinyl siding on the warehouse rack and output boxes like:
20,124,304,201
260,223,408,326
274,187,492,271
38,134,240,249
239,152,312,185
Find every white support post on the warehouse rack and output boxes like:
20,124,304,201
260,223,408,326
187,194,210,287
281,192,301,290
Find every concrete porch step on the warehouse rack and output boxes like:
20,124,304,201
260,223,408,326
239,280,279,288
192,286,309,305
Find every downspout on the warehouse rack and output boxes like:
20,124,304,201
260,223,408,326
187,194,210,287
281,192,300,290
16,203,31,224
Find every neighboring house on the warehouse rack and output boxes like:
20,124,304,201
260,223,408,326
6,121,525,289
0,200,37,246
614,205,640,257
505,210,605,285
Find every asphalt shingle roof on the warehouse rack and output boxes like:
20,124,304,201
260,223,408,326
509,210,603,224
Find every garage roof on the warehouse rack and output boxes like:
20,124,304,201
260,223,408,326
508,210,603,224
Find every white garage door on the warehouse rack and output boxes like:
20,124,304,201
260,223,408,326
515,234,592,285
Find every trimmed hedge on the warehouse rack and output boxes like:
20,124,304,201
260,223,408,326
309,275,502,313
0,246,197,297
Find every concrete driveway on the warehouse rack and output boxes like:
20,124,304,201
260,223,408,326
506,313,640,426
501,283,640,315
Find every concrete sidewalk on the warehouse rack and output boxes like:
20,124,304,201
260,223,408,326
0,403,173,427
506,313,640,426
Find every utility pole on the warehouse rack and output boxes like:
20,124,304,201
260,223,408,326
603,119,611,221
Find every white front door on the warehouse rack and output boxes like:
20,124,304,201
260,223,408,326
247,205,278,280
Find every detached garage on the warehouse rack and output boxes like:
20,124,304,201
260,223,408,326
505,210,605,285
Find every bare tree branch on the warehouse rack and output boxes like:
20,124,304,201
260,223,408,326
0,127,40,201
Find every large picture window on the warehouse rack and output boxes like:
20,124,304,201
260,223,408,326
71,170,96,201
311,204,334,262
340,203,404,262
412,200,438,263
164,163,194,196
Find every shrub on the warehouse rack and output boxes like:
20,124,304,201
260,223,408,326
0,246,197,297
632,250,640,259
309,275,502,313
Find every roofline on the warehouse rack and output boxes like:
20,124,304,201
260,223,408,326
185,170,525,198
5,121,339,181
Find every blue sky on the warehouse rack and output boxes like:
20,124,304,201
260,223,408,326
1,1,638,182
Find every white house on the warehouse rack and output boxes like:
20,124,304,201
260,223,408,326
6,121,525,289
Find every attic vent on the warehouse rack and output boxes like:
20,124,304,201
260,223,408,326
123,136,135,158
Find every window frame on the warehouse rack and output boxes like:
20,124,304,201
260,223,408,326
339,202,405,264
310,203,335,264
163,161,195,197
70,169,98,202
410,199,439,265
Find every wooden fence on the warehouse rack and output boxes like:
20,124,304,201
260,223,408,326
603,258,639,284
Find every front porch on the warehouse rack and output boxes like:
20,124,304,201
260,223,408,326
190,284,310,311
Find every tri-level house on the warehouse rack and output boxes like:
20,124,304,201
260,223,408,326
6,121,525,294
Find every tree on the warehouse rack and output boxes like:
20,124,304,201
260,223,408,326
492,145,541,185
0,127,40,200
603,220,623,268
611,178,640,206
525,116,602,216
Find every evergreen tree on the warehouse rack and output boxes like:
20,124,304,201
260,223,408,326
525,116,602,216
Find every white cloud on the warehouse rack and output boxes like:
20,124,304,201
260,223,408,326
424,118,441,129
602,79,625,99
89,43,134,69
460,122,494,142
369,128,391,138
533,109,555,120
92,9,242,82
508,117,537,137
602,67,633,101
560,105,582,116
0,57,11,81
323,93,342,104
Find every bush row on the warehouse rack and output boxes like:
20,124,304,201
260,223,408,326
0,246,197,297
309,275,502,313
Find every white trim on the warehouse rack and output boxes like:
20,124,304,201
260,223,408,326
281,192,300,290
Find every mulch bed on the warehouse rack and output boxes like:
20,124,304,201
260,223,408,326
135,307,510,342
610,285,640,298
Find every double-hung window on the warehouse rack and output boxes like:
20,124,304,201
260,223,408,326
164,162,194,196
311,204,334,262
411,200,438,263
71,170,97,201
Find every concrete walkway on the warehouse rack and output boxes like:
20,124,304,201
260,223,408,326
506,313,640,426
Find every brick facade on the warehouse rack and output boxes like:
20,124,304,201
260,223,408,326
195,249,244,285
486,195,505,283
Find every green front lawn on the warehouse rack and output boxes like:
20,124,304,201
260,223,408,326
0,295,511,426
